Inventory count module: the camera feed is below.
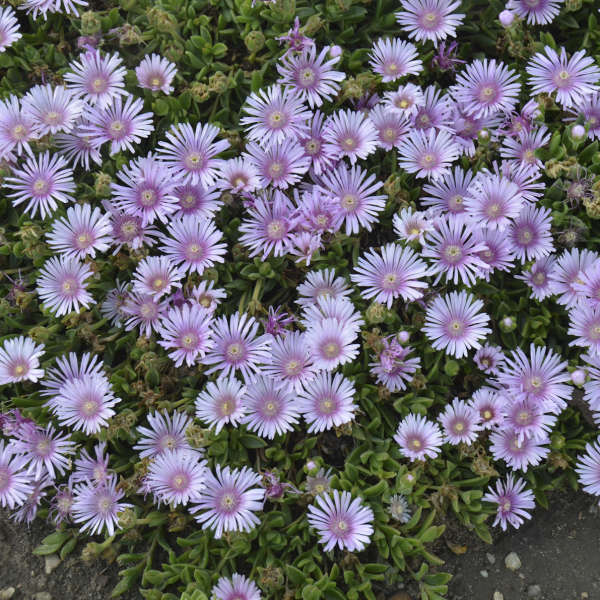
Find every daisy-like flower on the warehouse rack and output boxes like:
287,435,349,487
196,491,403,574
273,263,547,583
394,413,443,461
319,163,386,235
0,6,21,53
36,255,94,316
172,182,222,219
21,84,84,136
5,151,75,219
506,0,563,24
424,291,491,358
189,280,227,313
502,397,556,442
439,398,482,445
411,85,454,132
397,129,459,180
217,158,260,195
241,85,311,145
551,249,599,308
369,104,410,150
464,173,522,230
370,338,420,393
395,0,464,44
11,473,52,525
47,203,112,260
245,138,311,190
300,296,364,335
483,474,535,531
122,293,170,337
111,154,179,226
0,95,38,160
20,0,88,19
421,166,474,217
473,344,505,375
508,204,554,263
568,304,600,356
195,378,247,434
72,475,132,536
55,121,103,170
64,50,126,109
136,54,177,94
473,228,515,279
0,441,32,509
369,38,422,82
296,268,351,308
575,440,600,497
452,59,521,118
12,423,75,480
323,109,378,165
190,465,265,538
297,371,356,433
132,256,183,299
159,216,226,275
565,93,600,141
575,261,600,306
242,375,300,438
202,313,271,382
104,203,159,253
297,111,337,175
351,243,431,308
72,442,111,485
422,215,487,286
383,83,425,118
497,344,571,414
307,490,374,552
157,303,213,367
489,428,550,471
134,411,193,459
305,317,360,371
81,95,154,155
144,449,206,507
262,331,316,393
212,573,262,600
0,336,44,385
500,126,551,169
515,255,558,301
50,374,120,435
470,388,505,429
277,45,346,108
40,352,105,399
389,494,412,524
583,354,600,414
526,46,600,109
159,122,230,187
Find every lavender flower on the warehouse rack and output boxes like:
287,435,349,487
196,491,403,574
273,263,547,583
575,440,600,498
136,53,177,94
506,0,564,24
394,413,443,461
483,474,535,530
212,573,262,600
195,378,247,434
397,128,459,180
323,109,378,165
396,0,464,44
0,336,45,385
369,38,422,82
0,441,32,509
439,398,482,445
134,411,193,459
0,6,21,53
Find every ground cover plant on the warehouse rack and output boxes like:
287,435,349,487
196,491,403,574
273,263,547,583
1,0,600,598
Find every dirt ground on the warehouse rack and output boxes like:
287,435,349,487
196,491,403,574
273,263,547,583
1,490,599,600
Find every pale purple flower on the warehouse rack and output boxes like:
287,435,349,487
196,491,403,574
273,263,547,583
10,473,52,524
81,95,154,155
47,203,112,260
36,255,94,316
423,291,491,358
242,375,300,438
122,293,170,337
40,352,104,399
508,204,554,263
245,138,310,189
157,303,213,367
515,255,558,301
304,317,360,371
0,95,38,160
351,243,431,308
104,203,159,253
395,0,465,44
136,53,177,94
262,331,316,392
20,0,87,19
202,313,271,381
470,387,505,429
134,411,193,459
296,268,351,308
500,126,551,169
412,85,454,131
439,398,482,445
464,174,522,230
383,83,425,118
421,166,474,217
277,45,345,108
307,490,374,552
0,6,21,53
21,84,84,136
551,249,599,308
369,38,422,82
132,256,183,299
5,151,75,219
473,228,516,278
217,158,260,195
323,109,378,165
526,46,600,109
369,104,410,150
241,85,311,145
297,111,337,175
297,371,357,433
276,16,314,55
575,261,600,305
189,281,227,313
502,397,556,442
489,428,550,471
72,442,111,485
0,336,45,385
397,128,459,180
394,413,443,461
473,344,505,375
195,378,247,434
54,121,103,169
158,122,230,186
64,50,126,108
212,574,262,600
506,0,563,24
190,465,265,538
144,449,206,506
575,440,600,497
300,296,364,335
0,441,32,509
483,474,535,530
568,304,600,356
370,338,420,392
565,92,600,141
72,475,132,536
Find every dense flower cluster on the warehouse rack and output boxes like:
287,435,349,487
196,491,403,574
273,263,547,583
2,0,600,596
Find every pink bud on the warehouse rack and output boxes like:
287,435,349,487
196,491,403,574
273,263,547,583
571,369,586,386
499,9,515,27
572,124,586,140
329,45,343,58
398,331,410,343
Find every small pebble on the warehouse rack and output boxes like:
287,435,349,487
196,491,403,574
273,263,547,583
504,552,521,571
528,584,542,597
493,593,504,600
33,593,52,600
480,570,488,578
0,588,15,600
44,554,61,575
486,553,496,565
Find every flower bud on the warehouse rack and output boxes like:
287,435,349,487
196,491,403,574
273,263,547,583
571,124,586,140
571,369,586,386
499,9,515,27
